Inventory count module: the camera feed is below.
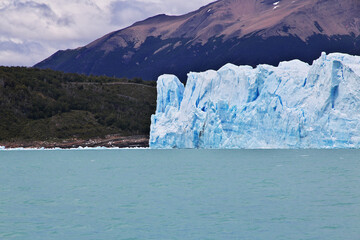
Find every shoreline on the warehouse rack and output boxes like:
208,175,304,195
0,135,149,150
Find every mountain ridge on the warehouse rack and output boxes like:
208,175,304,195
35,0,360,81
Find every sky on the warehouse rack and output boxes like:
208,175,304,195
0,0,214,67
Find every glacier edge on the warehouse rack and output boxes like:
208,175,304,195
150,52,360,149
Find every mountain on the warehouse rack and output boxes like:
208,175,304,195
150,53,360,149
35,0,360,81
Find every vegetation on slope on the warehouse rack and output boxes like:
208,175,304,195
0,67,156,142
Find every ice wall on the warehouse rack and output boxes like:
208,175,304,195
150,53,360,148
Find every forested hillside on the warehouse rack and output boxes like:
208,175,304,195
0,67,156,144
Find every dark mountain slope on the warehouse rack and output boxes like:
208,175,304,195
35,0,360,81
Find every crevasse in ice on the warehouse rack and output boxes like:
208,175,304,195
150,53,360,148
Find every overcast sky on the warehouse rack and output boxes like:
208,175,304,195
0,0,214,67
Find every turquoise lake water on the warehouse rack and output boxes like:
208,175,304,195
0,149,359,240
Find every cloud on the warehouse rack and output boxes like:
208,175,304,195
0,38,49,66
0,0,215,66
110,1,148,26
110,0,216,27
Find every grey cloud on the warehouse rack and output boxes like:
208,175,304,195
0,0,74,27
14,1,54,17
57,16,74,27
0,40,43,54
108,0,215,27
0,39,47,66
110,1,150,26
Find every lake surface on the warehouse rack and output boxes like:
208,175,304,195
0,149,359,240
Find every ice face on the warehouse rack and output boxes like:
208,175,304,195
150,53,360,149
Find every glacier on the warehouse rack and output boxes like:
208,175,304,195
149,52,360,149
